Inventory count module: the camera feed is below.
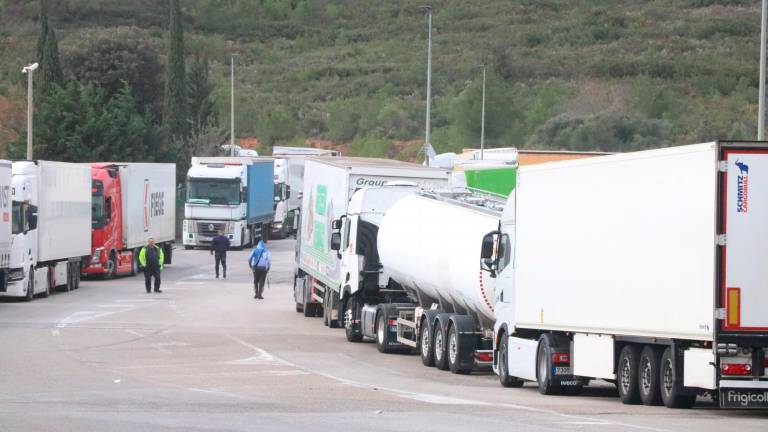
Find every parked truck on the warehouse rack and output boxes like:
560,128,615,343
83,163,176,278
483,141,768,409
0,161,91,301
332,186,506,374
294,157,451,319
0,161,13,294
183,157,274,249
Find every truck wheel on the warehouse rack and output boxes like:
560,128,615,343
163,243,173,265
328,291,340,329
536,334,559,395
42,269,52,298
74,267,81,289
433,321,450,370
344,296,363,343
295,302,304,313
184,245,193,250
639,346,663,406
375,311,394,354
130,250,138,276
106,252,117,280
618,345,641,404
262,225,270,244
302,301,314,317
660,347,696,409
25,271,34,302
322,290,330,326
447,324,471,374
419,317,435,366
498,334,524,388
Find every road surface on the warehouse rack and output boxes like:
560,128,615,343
0,239,765,431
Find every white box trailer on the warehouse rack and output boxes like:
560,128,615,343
119,163,176,248
0,161,12,287
488,141,768,409
295,157,451,317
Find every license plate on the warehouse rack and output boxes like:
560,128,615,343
553,367,572,375
720,389,768,409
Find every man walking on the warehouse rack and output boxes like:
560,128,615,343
248,240,271,299
139,238,164,293
210,229,230,278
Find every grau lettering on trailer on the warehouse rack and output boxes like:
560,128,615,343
355,178,388,187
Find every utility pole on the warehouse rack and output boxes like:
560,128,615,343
420,5,434,164
760,0,767,140
230,54,238,156
21,63,39,160
480,65,486,160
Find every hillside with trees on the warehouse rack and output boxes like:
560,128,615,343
0,0,763,160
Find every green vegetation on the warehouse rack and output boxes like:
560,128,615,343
0,0,764,159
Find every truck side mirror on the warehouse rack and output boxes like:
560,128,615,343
285,185,291,199
331,218,342,230
27,212,38,230
480,231,498,277
330,232,341,251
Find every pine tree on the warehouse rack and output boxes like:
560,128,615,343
163,0,188,141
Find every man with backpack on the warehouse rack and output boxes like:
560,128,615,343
248,240,271,299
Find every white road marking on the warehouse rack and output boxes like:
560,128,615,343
150,341,188,354
50,329,60,336
124,329,144,337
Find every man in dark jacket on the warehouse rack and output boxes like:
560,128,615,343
210,230,230,278
139,238,164,293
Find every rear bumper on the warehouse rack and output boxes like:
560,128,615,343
719,380,768,409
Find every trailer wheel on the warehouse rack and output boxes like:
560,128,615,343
24,269,34,302
617,345,641,404
660,347,696,409
42,268,52,298
447,324,471,375
536,334,562,395
419,317,435,367
74,266,81,289
498,334,524,388
433,320,450,370
130,250,138,276
639,346,663,406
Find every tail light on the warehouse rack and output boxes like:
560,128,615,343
721,363,752,376
389,319,397,326
475,352,493,362
552,353,570,365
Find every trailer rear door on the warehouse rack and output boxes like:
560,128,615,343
721,146,768,332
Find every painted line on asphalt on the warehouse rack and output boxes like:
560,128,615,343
223,334,671,432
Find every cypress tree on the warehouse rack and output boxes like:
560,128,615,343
163,0,188,141
36,0,49,62
39,26,64,94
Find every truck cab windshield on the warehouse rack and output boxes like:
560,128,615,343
187,179,241,206
92,181,106,228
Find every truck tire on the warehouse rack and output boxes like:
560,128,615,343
322,289,330,327
328,291,341,329
163,243,173,265
25,270,34,302
74,266,81,289
375,310,394,354
42,268,52,298
618,345,641,404
130,250,138,276
106,252,117,280
447,323,471,374
433,318,450,370
498,333,524,388
295,302,304,313
536,334,559,395
419,316,435,367
344,296,363,343
660,347,696,409
639,346,663,406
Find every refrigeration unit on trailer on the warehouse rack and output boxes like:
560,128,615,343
484,141,768,409
183,157,274,248
1,161,91,301
334,187,506,374
294,157,451,318
83,163,176,278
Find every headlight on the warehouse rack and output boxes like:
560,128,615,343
91,247,104,264
8,268,24,281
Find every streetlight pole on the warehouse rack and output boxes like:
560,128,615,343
420,5,433,164
760,0,767,140
480,65,486,160
230,54,238,157
21,63,39,161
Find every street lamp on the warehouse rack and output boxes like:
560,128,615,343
419,5,435,164
230,54,240,157
21,62,39,161
760,0,767,140
479,65,486,160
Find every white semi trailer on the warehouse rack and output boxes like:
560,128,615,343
294,157,451,320
1,161,91,300
485,141,768,409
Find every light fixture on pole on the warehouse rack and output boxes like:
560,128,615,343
230,54,240,157
760,0,767,140
480,65,486,161
419,5,435,164
21,62,39,161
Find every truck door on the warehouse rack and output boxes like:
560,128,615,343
721,147,768,332
340,215,361,295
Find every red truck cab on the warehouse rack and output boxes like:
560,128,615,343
83,164,137,278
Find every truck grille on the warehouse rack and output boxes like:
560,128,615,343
198,222,226,237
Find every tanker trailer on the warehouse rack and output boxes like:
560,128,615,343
338,188,504,374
